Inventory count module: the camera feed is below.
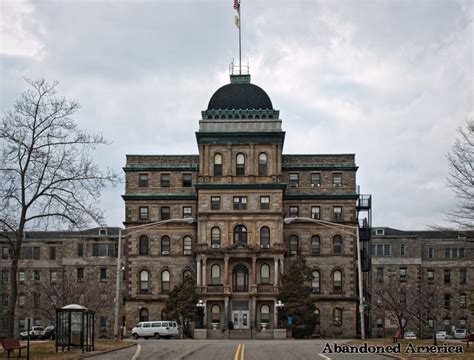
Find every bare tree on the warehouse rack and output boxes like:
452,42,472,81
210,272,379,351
25,270,111,326
446,119,474,229
372,276,417,337
409,282,447,345
0,78,118,337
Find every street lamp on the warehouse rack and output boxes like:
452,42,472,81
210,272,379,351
275,300,284,328
196,299,205,329
114,217,195,339
283,216,366,340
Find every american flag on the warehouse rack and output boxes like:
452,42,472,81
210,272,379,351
233,0,240,13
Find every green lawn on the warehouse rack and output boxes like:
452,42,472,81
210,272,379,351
1,340,134,359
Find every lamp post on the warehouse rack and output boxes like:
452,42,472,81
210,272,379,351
114,217,195,339
283,216,366,340
196,299,205,329
275,300,284,328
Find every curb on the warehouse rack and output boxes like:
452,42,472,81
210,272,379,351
76,342,137,359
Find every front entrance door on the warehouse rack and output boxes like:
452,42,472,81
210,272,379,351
232,310,249,329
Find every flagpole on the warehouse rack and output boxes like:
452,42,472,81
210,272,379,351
239,0,242,75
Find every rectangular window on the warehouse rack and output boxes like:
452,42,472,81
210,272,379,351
19,295,25,307
33,270,41,284
138,174,149,187
160,173,170,187
49,271,58,284
1,270,8,285
333,206,342,220
311,206,320,220
460,269,467,284
161,206,170,220
400,243,406,256
428,247,434,259
427,270,434,284
289,173,299,187
376,268,384,282
260,196,270,210
2,246,9,259
100,317,107,332
443,318,450,326
77,243,84,257
383,244,391,256
399,267,407,282
33,247,40,260
460,294,467,308
182,173,192,187
444,270,451,284
49,247,56,260
459,248,465,258
370,244,376,256
92,243,116,257
19,247,41,260
376,244,383,256
289,206,299,218
445,248,451,259
233,196,247,210
332,173,342,187
460,318,466,327
2,294,8,306
18,271,25,285
77,268,84,282
139,206,149,220
183,206,192,218
100,268,107,281
211,196,221,210
444,294,451,308
311,173,321,187
452,248,458,258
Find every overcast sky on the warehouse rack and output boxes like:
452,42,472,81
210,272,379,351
1,0,472,230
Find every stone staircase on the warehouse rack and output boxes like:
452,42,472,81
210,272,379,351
229,329,251,339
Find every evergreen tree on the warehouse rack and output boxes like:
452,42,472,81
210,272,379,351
163,273,198,338
279,256,316,331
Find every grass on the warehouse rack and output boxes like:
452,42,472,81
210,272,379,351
0,340,134,359
347,338,474,360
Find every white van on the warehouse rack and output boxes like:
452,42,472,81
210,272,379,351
132,321,179,339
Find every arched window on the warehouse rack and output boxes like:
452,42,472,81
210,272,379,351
139,235,149,256
312,270,320,293
333,308,342,326
311,236,320,256
333,269,342,293
139,270,149,292
161,236,170,255
211,305,221,323
214,153,222,176
211,227,221,248
139,308,149,322
260,264,270,284
233,266,248,292
183,236,192,255
333,235,342,255
236,153,245,175
183,270,192,282
161,270,170,292
315,308,320,324
260,227,270,249
211,264,221,285
233,225,247,244
258,153,267,176
260,305,270,323
289,235,298,255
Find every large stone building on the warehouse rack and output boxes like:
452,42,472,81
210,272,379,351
122,71,372,338
0,228,123,339
370,227,474,338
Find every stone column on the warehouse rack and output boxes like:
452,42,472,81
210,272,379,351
274,258,278,287
202,256,207,287
224,256,229,286
224,297,229,328
274,300,279,328
197,257,201,287
203,299,208,328
252,297,257,329
252,256,257,285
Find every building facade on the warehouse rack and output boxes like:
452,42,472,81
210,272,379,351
370,227,474,338
0,227,123,339
123,72,371,338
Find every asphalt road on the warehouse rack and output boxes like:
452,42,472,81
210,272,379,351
90,339,393,360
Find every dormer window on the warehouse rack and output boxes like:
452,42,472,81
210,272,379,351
99,228,108,236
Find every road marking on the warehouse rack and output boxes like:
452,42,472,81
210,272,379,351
234,343,242,360
240,344,245,360
131,343,141,360
318,354,331,360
